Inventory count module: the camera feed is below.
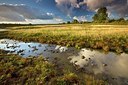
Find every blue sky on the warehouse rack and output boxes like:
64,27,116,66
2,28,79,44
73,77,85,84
0,0,127,24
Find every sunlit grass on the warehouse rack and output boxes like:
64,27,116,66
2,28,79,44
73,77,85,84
2,24,128,53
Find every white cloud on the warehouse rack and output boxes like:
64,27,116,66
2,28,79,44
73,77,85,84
55,0,79,16
25,18,64,24
55,0,128,17
73,16,87,22
54,17,64,22
0,4,56,21
0,4,63,24
36,0,42,3
0,17,64,24
0,3,26,6
46,12,54,16
83,0,128,17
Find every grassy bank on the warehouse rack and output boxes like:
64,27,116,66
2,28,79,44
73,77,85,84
1,24,128,53
0,50,107,85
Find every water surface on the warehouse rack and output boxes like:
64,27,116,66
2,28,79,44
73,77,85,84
0,29,7,31
0,39,128,85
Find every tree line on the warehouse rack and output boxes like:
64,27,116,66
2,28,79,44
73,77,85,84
66,7,128,24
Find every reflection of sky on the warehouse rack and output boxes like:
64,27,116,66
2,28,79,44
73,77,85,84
0,29,7,31
68,49,128,84
1,39,128,84
0,39,69,57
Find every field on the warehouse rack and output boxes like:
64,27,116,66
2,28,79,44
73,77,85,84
1,24,128,84
2,24,128,53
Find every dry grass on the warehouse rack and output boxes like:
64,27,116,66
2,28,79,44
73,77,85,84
3,24,128,53
11,24,128,36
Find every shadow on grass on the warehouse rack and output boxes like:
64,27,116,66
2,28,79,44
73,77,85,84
0,31,9,39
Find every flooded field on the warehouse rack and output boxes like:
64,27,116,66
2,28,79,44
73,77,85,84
0,39,128,85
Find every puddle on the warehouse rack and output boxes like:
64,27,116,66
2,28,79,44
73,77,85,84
68,49,128,85
0,29,7,31
0,39,75,57
0,39,128,85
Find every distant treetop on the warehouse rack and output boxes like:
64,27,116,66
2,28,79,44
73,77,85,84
93,7,108,23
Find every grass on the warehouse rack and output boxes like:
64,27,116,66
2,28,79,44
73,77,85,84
1,24,124,84
0,50,107,85
1,24,128,53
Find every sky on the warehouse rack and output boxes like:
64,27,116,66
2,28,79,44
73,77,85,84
0,0,128,24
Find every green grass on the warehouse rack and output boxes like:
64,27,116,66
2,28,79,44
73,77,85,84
1,24,128,53
0,50,107,85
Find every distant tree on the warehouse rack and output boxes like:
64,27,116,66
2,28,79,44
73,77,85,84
80,21,84,24
93,7,108,23
109,19,116,23
72,19,79,24
67,21,71,24
62,22,66,24
29,23,32,25
117,18,125,22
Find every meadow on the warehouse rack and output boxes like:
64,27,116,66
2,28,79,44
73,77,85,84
1,24,128,84
2,24,128,53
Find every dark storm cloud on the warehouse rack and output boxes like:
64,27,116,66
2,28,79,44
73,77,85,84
0,4,54,21
55,0,128,17
83,0,128,17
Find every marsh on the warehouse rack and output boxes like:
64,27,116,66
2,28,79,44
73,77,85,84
0,39,128,85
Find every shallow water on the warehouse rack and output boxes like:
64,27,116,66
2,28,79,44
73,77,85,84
69,49,128,85
0,39,75,57
0,29,7,31
0,39,128,85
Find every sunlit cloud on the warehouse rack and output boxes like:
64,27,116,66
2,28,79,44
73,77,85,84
36,0,42,3
55,0,79,17
0,3,64,24
73,16,87,22
55,0,128,18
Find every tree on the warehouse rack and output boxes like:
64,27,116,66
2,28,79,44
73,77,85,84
109,19,116,23
67,21,71,24
93,7,108,23
72,19,79,24
117,18,125,22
